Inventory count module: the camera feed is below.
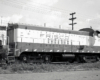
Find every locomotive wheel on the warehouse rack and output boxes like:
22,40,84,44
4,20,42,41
43,55,51,63
20,54,29,63
82,56,93,63
76,56,81,63
82,56,88,63
96,56,100,61
68,59,75,63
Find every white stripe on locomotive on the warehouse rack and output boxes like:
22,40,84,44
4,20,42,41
15,28,90,46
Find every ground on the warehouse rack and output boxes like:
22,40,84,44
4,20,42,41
0,70,100,80
0,62,100,80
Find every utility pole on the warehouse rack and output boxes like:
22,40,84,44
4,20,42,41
69,12,77,30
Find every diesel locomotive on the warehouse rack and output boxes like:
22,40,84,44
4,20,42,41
0,23,100,63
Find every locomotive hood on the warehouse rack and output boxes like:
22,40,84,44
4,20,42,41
79,28,94,36
79,28,100,37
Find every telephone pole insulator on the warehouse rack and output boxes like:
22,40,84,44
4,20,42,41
69,12,77,30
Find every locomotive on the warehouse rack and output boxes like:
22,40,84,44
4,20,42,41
0,23,100,63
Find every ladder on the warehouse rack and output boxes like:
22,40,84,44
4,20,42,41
6,48,15,63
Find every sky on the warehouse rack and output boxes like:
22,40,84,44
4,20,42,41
0,0,100,30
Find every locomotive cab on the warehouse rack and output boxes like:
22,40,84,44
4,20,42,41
95,30,100,37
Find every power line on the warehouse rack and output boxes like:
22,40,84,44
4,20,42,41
1,0,69,18
10,0,97,18
1,0,100,27
0,2,100,26
1,0,96,19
